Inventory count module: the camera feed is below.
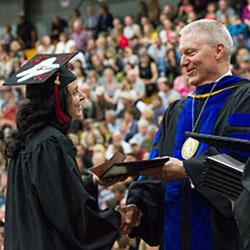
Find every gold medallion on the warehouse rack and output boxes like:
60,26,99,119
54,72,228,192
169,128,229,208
181,137,200,160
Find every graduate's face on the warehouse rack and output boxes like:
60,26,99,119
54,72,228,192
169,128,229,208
66,81,85,120
179,32,219,86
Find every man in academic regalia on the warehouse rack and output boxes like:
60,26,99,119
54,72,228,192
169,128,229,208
3,52,139,250
125,19,250,250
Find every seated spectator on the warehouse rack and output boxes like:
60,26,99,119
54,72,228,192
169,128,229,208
105,131,132,159
122,107,138,142
228,15,248,49
117,28,129,49
103,47,120,73
85,70,100,91
159,17,175,44
50,15,68,43
151,94,165,126
36,35,55,54
16,12,37,49
111,16,123,37
123,15,141,40
128,139,148,161
96,3,113,35
204,2,217,20
174,68,195,97
105,109,120,133
69,8,82,31
216,0,236,21
135,48,158,97
100,68,119,105
157,76,181,109
122,46,138,66
70,20,91,52
98,121,112,147
74,65,86,86
84,5,98,32
0,88,17,128
126,69,146,99
90,53,105,76
0,45,13,79
140,21,158,46
162,4,175,20
147,36,166,67
130,118,148,146
75,143,93,172
159,43,180,83
80,126,103,158
241,0,250,27
55,33,74,54
117,91,140,120
178,0,194,17
0,25,13,52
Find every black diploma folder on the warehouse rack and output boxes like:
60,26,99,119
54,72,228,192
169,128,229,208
184,132,249,200
200,154,244,200
90,152,169,179
102,156,169,179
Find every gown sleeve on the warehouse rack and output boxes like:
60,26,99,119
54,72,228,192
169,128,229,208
235,158,250,249
31,135,120,250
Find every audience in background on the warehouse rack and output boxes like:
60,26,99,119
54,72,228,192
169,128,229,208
0,1,250,249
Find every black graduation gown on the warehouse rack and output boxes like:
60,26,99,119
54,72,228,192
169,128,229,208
5,126,120,250
235,158,250,249
127,80,250,249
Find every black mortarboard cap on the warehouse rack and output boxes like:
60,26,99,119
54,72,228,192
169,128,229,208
4,52,78,87
185,132,250,152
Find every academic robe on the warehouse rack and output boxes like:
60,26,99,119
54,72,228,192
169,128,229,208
5,126,120,250
127,76,250,250
235,158,250,249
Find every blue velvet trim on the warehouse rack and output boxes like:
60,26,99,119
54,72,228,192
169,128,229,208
194,75,247,95
149,148,159,159
227,113,250,127
189,189,212,250
163,181,182,250
152,129,161,145
163,79,238,249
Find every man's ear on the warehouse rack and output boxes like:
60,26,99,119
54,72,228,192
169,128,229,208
215,43,225,60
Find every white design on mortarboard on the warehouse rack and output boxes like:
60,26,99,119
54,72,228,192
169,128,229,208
16,57,60,83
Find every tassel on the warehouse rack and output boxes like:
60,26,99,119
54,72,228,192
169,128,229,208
54,72,69,124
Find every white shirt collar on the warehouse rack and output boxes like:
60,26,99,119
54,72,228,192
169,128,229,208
215,70,232,82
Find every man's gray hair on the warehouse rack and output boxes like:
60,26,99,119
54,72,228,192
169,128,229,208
180,19,233,60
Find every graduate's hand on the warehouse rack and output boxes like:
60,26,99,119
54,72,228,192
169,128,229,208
116,204,142,235
139,157,187,181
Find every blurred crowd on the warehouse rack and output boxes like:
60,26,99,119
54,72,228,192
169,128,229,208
0,0,250,249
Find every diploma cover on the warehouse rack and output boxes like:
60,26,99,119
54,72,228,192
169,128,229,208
90,152,169,179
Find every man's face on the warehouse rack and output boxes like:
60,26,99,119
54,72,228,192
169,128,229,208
179,32,217,86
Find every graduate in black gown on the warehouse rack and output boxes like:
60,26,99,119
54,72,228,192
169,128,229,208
123,20,250,250
3,53,139,250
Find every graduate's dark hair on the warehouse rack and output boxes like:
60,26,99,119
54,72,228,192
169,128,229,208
5,78,72,159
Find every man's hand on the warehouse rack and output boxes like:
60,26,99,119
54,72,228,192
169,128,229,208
116,204,142,235
139,157,187,181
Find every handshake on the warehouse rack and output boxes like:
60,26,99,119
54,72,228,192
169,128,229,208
115,204,142,235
